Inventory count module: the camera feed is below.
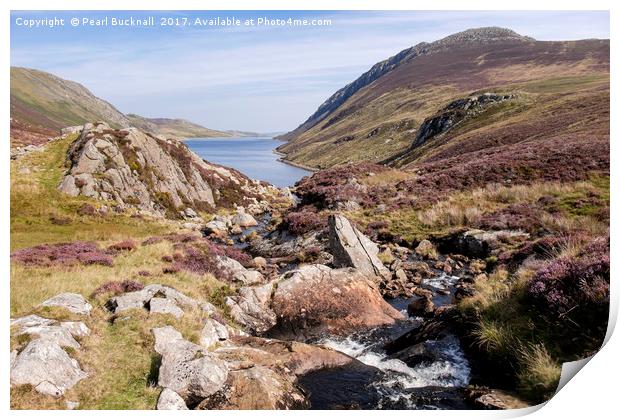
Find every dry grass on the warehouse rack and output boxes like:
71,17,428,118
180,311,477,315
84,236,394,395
10,238,228,409
516,344,562,401
361,169,413,186
10,135,171,250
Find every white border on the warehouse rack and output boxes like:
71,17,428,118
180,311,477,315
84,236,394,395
1,1,617,420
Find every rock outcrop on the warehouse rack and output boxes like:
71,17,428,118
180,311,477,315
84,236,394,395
152,326,229,406
42,292,93,315
328,214,391,281
225,283,277,334
106,284,216,316
10,312,90,397
57,122,275,217
410,93,515,149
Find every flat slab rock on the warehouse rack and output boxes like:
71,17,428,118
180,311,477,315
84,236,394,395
42,292,92,315
149,297,184,318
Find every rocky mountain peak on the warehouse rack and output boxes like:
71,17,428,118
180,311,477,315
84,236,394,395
431,27,534,48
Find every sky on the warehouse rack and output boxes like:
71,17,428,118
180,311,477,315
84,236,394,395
10,10,610,133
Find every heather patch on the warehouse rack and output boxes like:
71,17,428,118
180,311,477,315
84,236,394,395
526,236,609,323
108,239,138,252
282,207,327,235
91,280,144,298
11,242,114,267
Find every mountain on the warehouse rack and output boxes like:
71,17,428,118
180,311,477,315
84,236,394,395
126,114,232,139
276,27,609,169
10,67,130,146
9,67,232,146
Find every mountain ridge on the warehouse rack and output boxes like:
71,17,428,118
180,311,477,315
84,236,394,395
276,27,609,169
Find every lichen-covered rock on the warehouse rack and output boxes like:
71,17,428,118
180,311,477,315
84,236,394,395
149,297,184,318
41,292,92,315
200,318,230,348
215,255,264,286
226,283,277,334
58,122,276,216
328,214,391,281
11,338,88,397
157,388,189,410
152,326,228,405
10,314,90,397
107,283,214,316
271,264,403,338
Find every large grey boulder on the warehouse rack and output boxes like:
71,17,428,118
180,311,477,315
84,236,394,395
157,388,188,410
226,282,277,334
42,293,92,315
328,214,391,281
215,255,264,286
200,318,230,348
10,338,88,397
231,211,258,228
152,326,228,404
10,314,91,397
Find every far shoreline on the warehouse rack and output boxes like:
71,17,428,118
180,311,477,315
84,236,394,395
272,150,318,172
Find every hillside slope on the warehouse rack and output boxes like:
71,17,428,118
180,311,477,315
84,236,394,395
10,67,130,146
126,114,233,139
10,67,233,146
277,27,609,169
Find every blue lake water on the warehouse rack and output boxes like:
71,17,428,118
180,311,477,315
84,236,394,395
185,137,312,188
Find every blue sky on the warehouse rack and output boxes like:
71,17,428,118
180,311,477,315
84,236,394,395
10,10,610,132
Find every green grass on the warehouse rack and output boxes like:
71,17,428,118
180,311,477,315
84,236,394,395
10,134,170,250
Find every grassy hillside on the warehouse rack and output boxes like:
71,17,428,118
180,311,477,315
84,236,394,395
10,67,235,146
10,67,130,146
126,114,233,139
277,28,609,169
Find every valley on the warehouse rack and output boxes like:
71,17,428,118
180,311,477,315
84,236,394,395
9,26,610,411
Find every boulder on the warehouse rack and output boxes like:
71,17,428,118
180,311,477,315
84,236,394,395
231,212,258,228
328,215,391,281
407,296,435,317
253,256,267,269
149,297,184,318
10,338,88,397
107,284,213,316
41,293,92,315
271,264,403,338
204,336,354,409
215,255,264,286
184,208,198,218
415,239,438,260
152,326,228,405
226,283,277,334
11,315,90,349
157,388,189,410
200,318,230,348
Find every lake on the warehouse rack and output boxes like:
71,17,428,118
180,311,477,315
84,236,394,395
185,137,313,188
